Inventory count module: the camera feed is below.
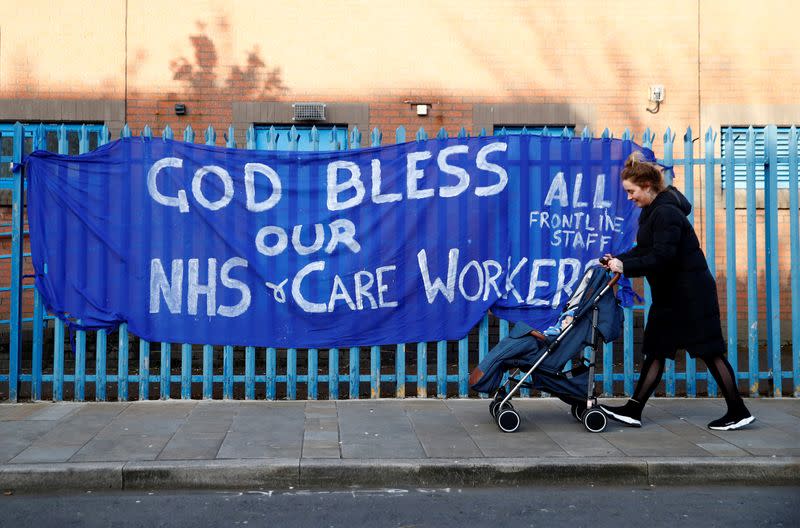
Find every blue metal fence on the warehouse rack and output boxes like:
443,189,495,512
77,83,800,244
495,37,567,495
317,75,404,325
0,122,798,401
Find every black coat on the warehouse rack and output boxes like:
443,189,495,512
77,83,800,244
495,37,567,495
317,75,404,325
617,186,725,359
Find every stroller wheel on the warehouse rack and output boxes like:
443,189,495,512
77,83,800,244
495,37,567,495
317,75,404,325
491,400,514,418
496,409,521,433
583,408,607,433
570,404,586,422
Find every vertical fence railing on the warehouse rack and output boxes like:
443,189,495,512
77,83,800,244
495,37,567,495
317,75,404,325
0,123,797,401
791,126,800,397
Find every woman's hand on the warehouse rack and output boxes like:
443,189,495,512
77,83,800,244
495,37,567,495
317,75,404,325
607,258,624,274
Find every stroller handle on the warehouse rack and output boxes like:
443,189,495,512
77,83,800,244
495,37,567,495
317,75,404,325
608,272,621,287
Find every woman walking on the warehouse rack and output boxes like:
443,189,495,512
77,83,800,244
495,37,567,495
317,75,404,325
600,153,754,431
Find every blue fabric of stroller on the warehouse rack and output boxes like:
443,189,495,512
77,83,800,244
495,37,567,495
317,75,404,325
538,266,622,374
469,321,548,393
470,267,621,394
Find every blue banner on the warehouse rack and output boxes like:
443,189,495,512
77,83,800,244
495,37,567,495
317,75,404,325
23,135,647,348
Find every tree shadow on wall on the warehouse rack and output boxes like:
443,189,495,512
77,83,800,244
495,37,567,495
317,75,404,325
168,21,287,99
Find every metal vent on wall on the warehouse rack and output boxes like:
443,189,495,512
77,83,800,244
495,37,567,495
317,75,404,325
292,103,326,121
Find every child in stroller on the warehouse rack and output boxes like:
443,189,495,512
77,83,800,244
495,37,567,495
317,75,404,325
469,265,622,433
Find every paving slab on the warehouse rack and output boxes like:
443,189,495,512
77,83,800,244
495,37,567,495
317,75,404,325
446,400,569,458
158,431,226,460
706,427,800,456
601,424,712,457
632,403,751,457
0,402,51,421
302,402,340,459
217,403,305,459
337,401,425,459
70,433,175,462
404,401,483,458
9,445,85,464
0,421,60,462
24,402,85,421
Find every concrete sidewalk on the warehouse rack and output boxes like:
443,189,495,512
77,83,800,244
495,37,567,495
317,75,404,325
0,398,798,491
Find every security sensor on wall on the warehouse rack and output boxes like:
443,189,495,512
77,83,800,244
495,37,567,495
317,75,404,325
649,85,665,102
416,104,428,116
646,85,664,114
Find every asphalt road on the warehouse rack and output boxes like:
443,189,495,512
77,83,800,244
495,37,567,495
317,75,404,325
1,485,797,527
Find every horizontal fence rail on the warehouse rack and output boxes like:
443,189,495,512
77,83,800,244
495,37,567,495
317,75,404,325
0,122,797,402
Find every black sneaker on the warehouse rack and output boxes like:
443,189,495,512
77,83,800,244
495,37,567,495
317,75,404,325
708,411,755,431
600,403,642,427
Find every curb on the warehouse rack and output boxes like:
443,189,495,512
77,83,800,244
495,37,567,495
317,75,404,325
124,459,299,490
2,457,798,492
298,458,652,488
0,462,123,491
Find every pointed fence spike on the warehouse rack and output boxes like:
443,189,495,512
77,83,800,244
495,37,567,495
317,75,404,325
183,124,194,143
601,128,611,139
288,125,299,151
415,127,428,141
370,127,382,147
520,126,529,135
395,126,406,144
350,126,362,148
142,125,152,139
162,125,174,141
664,126,675,143
497,127,507,137
57,124,69,154
684,126,693,142
642,127,653,149
121,123,132,138
246,125,256,149
437,127,448,140
205,125,216,145
79,125,90,154
458,127,468,139
561,126,572,139
33,124,45,150
622,128,632,141
581,126,592,140
226,125,236,148
642,128,653,148
100,125,110,146
327,126,338,150
479,127,486,137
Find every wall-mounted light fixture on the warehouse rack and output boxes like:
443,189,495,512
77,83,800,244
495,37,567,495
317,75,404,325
174,103,187,116
404,100,436,117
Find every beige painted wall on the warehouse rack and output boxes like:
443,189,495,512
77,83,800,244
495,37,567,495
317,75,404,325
0,0,798,137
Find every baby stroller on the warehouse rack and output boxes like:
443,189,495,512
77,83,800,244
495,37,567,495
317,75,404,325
469,266,622,433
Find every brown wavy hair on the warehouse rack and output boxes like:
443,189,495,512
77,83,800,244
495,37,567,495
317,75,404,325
620,152,666,193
